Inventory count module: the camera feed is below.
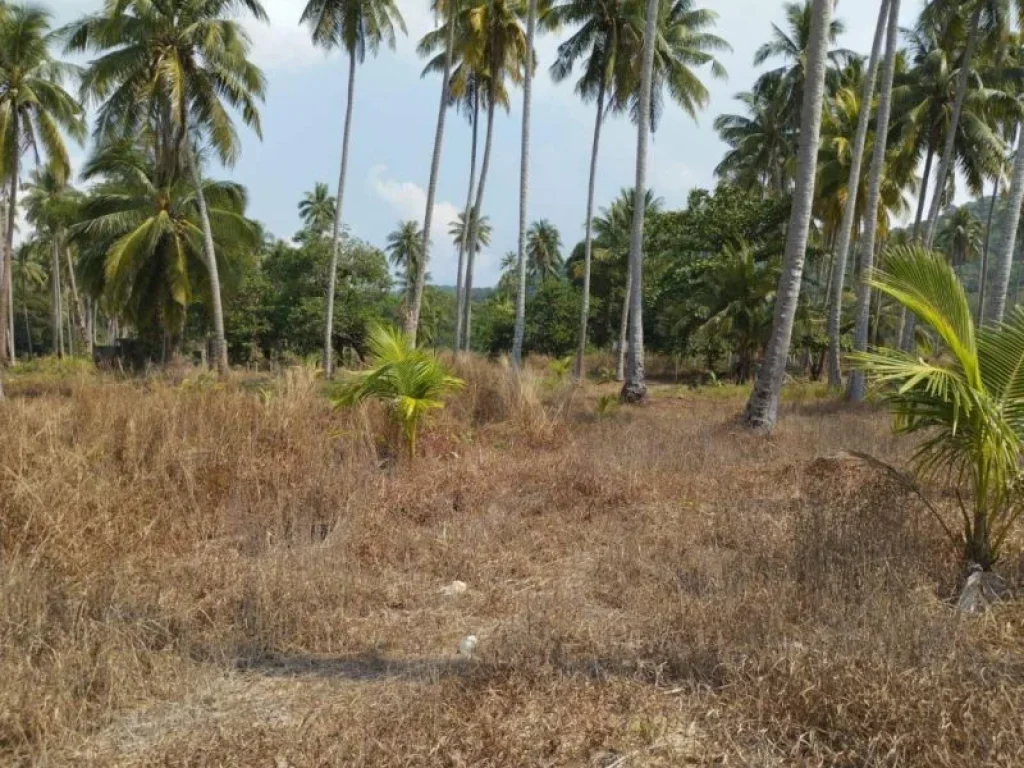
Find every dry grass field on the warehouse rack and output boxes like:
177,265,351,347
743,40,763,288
2,359,1024,766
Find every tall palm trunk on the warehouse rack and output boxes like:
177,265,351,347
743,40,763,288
461,92,497,351
512,0,538,369
923,5,982,250
848,0,901,402
64,233,90,357
407,3,457,343
978,173,1001,325
825,0,888,389
51,238,64,357
0,114,17,367
454,93,480,351
616,263,631,382
7,258,13,363
988,127,1024,324
897,136,937,346
575,82,607,380
619,0,660,404
184,143,228,375
324,48,357,378
743,0,833,428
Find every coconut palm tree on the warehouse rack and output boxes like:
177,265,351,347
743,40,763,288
299,0,406,375
65,0,268,375
848,0,902,402
714,74,792,194
619,0,660,403
0,5,85,370
920,0,1022,251
743,0,833,429
459,0,529,351
511,0,541,369
824,0,890,390
406,0,457,343
851,244,1024,570
71,141,261,347
386,220,425,308
937,206,985,268
23,166,86,359
526,219,563,284
299,182,336,238
448,209,492,256
548,0,633,377
752,0,852,130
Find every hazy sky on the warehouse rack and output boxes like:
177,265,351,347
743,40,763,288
55,0,925,287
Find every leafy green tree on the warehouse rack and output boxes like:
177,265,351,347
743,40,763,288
0,4,85,369
300,0,406,376
714,74,793,194
852,244,1024,570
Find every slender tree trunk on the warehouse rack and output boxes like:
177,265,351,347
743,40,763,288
0,122,17,368
7,255,14,363
574,84,607,380
978,173,1001,325
826,0,889,389
898,138,937,347
848,0,901,401
324,49,357,377
64,230,89,357
616,264,631,382
512,0,538,369
66,285,74,358
51,239,63,358
743,0,833,428
461,94,497,351
454,93,480,351
923,6,981,250
988,127,1024,324
407,3,457,343
619,0,660,404
184,143,228,375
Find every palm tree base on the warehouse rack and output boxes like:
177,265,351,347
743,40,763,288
619,380,647,404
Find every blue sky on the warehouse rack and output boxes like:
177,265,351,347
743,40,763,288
55,0,924,287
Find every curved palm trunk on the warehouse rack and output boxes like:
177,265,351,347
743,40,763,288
324,49,357,378
988,127,1024,324
848,0,901,402
0,120,17,368
407,5,458,344
512,0,538,369
574,83,607,381
616,264,631,382
454,94,480,351
978,174,1000,325
743,0,833,428
825,0,889,389
619,0,660,404
923,6,982,250
184,144,228,375
461,94,497,351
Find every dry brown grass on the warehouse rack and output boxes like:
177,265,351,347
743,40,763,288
1,360,1023,766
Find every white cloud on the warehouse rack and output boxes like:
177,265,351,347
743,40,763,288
242,0,325,70
368,164,468,283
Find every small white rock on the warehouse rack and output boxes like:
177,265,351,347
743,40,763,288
458,634,478,657
440,580,468,597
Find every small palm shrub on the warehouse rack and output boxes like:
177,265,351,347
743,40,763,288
852,245,1024,570
332,325,463,459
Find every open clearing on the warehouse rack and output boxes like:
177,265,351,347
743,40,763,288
3,365,1024,766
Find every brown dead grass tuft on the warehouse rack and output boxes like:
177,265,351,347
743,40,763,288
1,362,1022,766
